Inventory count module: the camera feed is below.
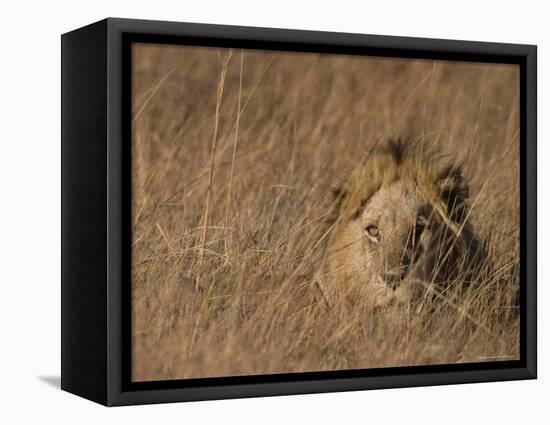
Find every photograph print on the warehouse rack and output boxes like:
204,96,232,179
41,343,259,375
130,42,520,382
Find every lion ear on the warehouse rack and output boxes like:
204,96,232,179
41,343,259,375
439,167,469,223
327,185,347,224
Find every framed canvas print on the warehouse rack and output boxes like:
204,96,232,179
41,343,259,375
61,18,537,406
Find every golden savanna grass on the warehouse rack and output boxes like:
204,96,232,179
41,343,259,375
131,43,520,381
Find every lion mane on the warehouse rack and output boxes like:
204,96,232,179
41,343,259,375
334,139,469,227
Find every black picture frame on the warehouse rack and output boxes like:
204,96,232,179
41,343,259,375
61,17,537,406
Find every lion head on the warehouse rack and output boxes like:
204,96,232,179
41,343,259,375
327,139,486,307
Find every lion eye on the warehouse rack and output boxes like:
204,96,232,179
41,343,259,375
365,224,380,239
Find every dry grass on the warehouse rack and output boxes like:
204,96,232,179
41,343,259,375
131,43,520,381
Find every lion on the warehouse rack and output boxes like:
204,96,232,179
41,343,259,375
326,139,487,307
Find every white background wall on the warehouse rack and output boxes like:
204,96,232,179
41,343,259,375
0,0,546,422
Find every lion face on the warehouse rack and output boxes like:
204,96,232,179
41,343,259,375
345,179,436,305
358,180,428,286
